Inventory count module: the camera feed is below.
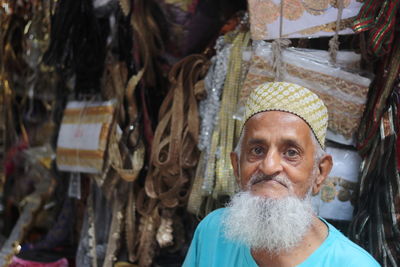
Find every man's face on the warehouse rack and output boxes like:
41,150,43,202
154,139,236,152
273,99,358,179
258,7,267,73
233,111,316,199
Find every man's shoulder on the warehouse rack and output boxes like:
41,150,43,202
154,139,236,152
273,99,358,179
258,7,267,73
184,208,254,267
197,208,225,233
325,222,380,266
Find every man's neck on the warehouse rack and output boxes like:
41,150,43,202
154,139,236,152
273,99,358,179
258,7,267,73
251,216,328,267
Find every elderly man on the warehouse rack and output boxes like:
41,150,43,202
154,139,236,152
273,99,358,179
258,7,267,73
183,82,380,266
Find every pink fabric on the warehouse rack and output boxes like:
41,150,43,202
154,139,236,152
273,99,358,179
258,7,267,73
9,256,68,267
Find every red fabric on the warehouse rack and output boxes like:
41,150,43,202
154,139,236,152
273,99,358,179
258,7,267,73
4,140,29,175
397,134,400,170
397,106,400,170
9,256,68,267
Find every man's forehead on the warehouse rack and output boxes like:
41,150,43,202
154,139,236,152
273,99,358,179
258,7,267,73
242,111,313,144
249,110,306,122
244,111,312,131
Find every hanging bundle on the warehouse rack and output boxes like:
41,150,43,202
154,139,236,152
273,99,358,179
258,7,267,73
187,36,232,215
44,0,109,94
349,35,400,267
186,29,251,217
130,0,167,88
145,54,209,209
133,54,209,267
212,30,250,197
352,0,400,57
350,102,399,266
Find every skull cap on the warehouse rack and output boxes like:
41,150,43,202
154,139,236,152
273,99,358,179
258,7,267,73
243,82,328,149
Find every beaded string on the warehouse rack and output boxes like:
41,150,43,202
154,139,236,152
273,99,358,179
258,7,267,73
200,38,232,195
198,37,231,161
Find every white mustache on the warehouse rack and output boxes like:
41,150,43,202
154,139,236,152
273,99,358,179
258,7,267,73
248,172,292,189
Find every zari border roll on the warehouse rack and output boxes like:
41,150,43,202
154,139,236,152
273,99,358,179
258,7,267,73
241,43,372,139
211,30,250,197
56,100,116,174
248,0,363,40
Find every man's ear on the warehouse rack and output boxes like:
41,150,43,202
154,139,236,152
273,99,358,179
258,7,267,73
230,152,240,184
312,154,333,195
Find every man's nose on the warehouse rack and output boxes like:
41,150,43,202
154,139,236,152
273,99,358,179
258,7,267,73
259,150,283,176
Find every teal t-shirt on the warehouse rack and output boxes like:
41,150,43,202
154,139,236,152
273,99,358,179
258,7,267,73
183,208,380,267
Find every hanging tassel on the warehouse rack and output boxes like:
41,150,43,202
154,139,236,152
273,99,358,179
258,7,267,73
328,35,339,65
271,0,291,81
118,0,130,16
329,0,344,65
271,38,291,82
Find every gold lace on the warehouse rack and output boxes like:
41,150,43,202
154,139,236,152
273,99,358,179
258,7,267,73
242,54,369,138
215,31,250,196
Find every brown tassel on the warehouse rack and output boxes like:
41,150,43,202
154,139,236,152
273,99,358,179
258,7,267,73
125,183,137,262
118,0,130,17
137,208,160,267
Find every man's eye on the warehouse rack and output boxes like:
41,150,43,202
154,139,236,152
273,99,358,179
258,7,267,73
285,149,299,157
251,147,264,156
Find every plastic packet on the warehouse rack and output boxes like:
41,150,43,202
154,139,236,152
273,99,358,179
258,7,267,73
240,41,373,143
312,145,361,221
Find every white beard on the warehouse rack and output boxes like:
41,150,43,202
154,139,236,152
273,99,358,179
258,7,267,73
221,191,314,253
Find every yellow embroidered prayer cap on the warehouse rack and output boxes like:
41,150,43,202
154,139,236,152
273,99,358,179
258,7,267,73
243,82,328,148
